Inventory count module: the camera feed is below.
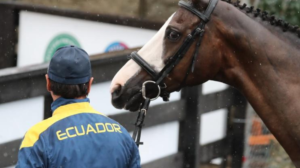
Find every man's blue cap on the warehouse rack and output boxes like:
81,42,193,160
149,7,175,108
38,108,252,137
48,45,92,85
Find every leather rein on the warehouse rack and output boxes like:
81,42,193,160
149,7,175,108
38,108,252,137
130,0,219,147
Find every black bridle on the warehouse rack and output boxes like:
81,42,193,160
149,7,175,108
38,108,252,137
130,0,219,147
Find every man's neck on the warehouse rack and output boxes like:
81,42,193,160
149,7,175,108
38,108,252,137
51,92,87,101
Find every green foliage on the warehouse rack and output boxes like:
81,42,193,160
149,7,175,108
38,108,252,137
267,140,294,168
258,0,300,26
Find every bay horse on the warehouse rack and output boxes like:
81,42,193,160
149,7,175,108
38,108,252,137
110,0,300,166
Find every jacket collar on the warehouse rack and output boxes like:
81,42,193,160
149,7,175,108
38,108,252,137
51,97,90,114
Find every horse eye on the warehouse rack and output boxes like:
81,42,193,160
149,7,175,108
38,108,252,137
167,30,181,41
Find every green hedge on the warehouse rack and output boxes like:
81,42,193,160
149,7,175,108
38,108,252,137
258,0,300,26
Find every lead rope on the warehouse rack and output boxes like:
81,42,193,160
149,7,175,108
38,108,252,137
132,81,161,147
132,98,150,147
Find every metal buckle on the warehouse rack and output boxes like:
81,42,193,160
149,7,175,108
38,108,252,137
142,81,161,101
160,83,167,89
141,109,147,115
196,28,205,34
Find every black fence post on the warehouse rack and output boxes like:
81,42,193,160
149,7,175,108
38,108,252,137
178,86,201,168
231,89,247,168
0,5,18,69
44,94,53,119
219,104,235,168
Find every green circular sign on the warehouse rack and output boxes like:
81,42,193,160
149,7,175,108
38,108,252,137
44,34,81,62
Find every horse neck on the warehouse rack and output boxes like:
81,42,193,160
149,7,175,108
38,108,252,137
210,1,300,165
212,1,300,106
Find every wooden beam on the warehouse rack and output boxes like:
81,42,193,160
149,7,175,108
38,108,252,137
200,88,236,114
199,138,228,164
110,100,186,132
0,49,135,104
0,2,163,31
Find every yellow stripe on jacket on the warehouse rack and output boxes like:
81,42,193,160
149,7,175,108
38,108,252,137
20,102,104,149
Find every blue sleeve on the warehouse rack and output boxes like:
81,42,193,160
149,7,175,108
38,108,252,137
16,137,47,168
129,141,141,168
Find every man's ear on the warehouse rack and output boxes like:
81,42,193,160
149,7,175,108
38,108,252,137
87,77,94,94
45,74,51,92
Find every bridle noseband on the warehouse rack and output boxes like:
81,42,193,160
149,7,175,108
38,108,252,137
130,0,219,147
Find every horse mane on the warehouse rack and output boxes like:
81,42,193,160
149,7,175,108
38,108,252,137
221,0,300,38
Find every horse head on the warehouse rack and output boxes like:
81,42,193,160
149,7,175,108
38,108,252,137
110,0,300,166
110,0,224,111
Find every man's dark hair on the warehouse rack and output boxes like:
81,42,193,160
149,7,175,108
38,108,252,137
50,79,89,98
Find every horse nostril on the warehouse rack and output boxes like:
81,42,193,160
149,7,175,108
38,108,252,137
112,84,122,97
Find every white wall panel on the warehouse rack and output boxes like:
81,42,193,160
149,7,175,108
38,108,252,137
137,121,179,164
202,81,228,95
89,82,124,116
18,11,156,67
200,109,228,145
0,97,44,144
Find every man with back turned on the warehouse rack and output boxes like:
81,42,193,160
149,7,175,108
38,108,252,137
16,45,140,168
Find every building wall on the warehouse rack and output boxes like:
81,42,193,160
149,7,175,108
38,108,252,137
0,0,179,21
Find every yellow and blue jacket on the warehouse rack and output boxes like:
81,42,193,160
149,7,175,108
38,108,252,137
16,98,140,168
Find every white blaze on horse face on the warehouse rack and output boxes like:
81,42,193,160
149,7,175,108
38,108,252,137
110,14,174,93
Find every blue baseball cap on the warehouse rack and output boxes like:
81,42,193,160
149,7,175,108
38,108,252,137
48,45,92,85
